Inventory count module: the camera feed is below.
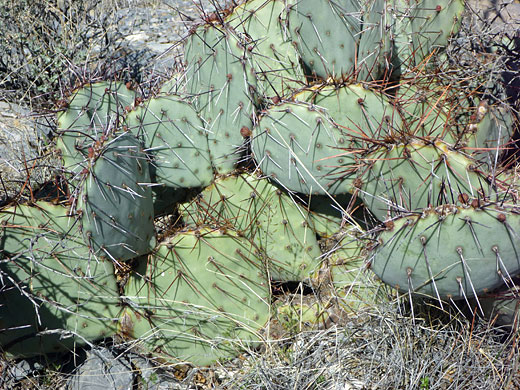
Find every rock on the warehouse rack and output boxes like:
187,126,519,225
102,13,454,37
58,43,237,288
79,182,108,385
0,101,54,204
129,355,182,390
103,1,219,83
6,359,43,381
466,0,520,32
66,348,133,390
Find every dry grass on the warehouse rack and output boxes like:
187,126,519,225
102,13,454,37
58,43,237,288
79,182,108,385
224,303,520,389
0,0,161,109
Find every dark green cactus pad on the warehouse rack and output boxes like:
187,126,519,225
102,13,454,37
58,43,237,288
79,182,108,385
0,202,120,358
287,0,360,81
56,82,136,173
152,186,188,217
227,0,305,99
179,173,323,281
358,140,487,221
120,229,270,366
126,95,214,189
371,205,520,300
78,132,155,262
184,24,257,174
253,101,360,195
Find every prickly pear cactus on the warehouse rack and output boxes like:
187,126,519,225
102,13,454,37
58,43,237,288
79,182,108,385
126,95,214,189
227,0,305,98
1,0,516,368
253,101,360,195
460,101,516,165
286,0,361,81
357,140,487,221
327,229,389,312
120,229,270,366
395,82,458,142
391,0,464,72
183,24,256,174
295,84,402,141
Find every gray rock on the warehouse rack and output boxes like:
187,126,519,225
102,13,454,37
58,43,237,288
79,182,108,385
6,359,43,381
67,348,134,390
466,0,520,32
103,1,224,82
0,101,54,203
129,355,182,390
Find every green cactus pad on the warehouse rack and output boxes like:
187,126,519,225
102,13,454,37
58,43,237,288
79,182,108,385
0,202,120,357
409,0,464,65
356,0,394,80
358,140,487,221
126,95,214,189
392,0,464,71
184,24,257,173
227,0,305,98
295,84,402,141
307,207,343,238
326,229,389,311
77,132,155,261
287,0,361,81
395,83,515,165
56,82,136,173
461,102,516,165
253,101,361,195
120,229,270,366
371,205,520,300
395,82,459,143
302,193,361,238
179,173,323,281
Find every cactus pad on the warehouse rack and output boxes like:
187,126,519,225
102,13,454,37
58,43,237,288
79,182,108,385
184,24,257,173
120,229,270,366
56,82,135,173
358,140,487,221
371,205,520,300
126,95,214,189
253,101,360,195
227,0,305,98
0,202,120,357
180,173,323,281
77,132,155,261
287,0,360,80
